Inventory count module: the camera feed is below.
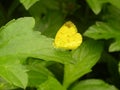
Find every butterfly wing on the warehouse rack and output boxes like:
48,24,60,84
54,21,82,50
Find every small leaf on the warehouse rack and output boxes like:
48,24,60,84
63,40,103,88
84,22,116,40
38,76,66,90
0,56,28,88
20,0,39,10
109,40,120,52
86,0,102,14
27,60,53,87
71,79,118,90
86,0,120,14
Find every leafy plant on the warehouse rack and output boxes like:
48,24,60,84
0,0,120,90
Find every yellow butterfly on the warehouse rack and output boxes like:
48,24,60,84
53,21,82,50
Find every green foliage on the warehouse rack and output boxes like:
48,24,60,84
0,17,72,89
37,11,64,37
84,6,120,52
71,79,118,90
20,0,39,10
0,56,27,88
63,40,103,88
86,0,106,14
38,76,66,90
27,59,53,87
0,17,72,64
0,0,120,90
86,0,120,14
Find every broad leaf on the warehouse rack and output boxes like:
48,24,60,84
38,76,66,90
0,17,72,64
71,79,118,90
0,17,73,88
27,60,53,87
0,56,27,88
63,40,103,88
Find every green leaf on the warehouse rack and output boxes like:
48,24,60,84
38,11,64,37
0,17,73,88
86,0,108,14
0,56,27,88
84,21,120,52
39,0,59,10
109,40,120,52
29,0,59,17
0,17,72,64
84,22,116,40
27,60,53,87
71,79,118,90
28,70,48,87
108,0,120,9
103,53,120,88
0,77,16,90
63,40,103,88
102,6,120,31
86,0,102,14
38,76,66,90
86,0,120,14
20,0,39,10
